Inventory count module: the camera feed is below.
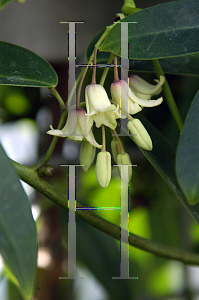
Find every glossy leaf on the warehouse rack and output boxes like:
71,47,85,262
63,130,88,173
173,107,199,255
126,113,199,224
0,144,37,300
0,41,58,87
86,29,199,76
100,0,199,60
176,90,199,205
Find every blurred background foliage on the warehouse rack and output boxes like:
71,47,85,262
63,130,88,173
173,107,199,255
1,0,199,299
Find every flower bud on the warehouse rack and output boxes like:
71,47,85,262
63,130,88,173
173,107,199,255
95,151,111,188
38,164,54,178
111,138,125,163
128,119,153,151
122,0,142,15
80,140,96,172
117,153,132,183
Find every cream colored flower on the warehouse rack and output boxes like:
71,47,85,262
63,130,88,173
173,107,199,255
47,108,102,149
129,75,165,99
111,79,164,118
85,83,120,129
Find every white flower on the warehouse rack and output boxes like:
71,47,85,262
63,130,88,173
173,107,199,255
85,83,120,129
129,75,165,99
111,79,164,118
47,108,102,149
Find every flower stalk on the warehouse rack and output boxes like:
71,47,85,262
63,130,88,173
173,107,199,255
49,88,66,111
99,52,114,86
151,59,183,133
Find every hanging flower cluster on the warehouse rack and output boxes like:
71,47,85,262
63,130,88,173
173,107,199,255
47,52,165,188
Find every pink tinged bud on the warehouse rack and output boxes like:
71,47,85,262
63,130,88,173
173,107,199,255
117,153,132,183
128,119,153,151
80,140,96,172
95,151,111,188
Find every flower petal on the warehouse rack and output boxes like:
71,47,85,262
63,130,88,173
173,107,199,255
111,80,143,117
129,75,165,95
85,130,102,149
77,108,92,135
85,86,97,115
103,111,119,129
129,88,163,107
86,84,113,112
47,129,67,137
92,106,120,129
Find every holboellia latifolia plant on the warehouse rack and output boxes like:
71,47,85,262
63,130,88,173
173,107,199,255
0,0,199,299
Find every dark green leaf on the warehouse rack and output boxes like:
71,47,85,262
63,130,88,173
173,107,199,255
0,0,12,8
176,90,199,205
0,41,58,87
86,29,199,76
0,144,37,300
127,113,199,224
129,54,199,76
100,0,199,60
155,54,199,76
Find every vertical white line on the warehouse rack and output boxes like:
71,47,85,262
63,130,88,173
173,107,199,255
68,165,76,278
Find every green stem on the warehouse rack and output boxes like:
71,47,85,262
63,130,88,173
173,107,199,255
101,124,106,152
68,68,84,107
49,88,66,111
113,55,119,82
112,129,125,154
12,159,199,266
99,52,114,86
92,47,97,84
151,59,183,133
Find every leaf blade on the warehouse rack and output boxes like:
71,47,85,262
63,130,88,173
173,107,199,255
0,41,58,87
127,114,199,224
100,0,199,60
176,90,199,205
0,144,37,299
